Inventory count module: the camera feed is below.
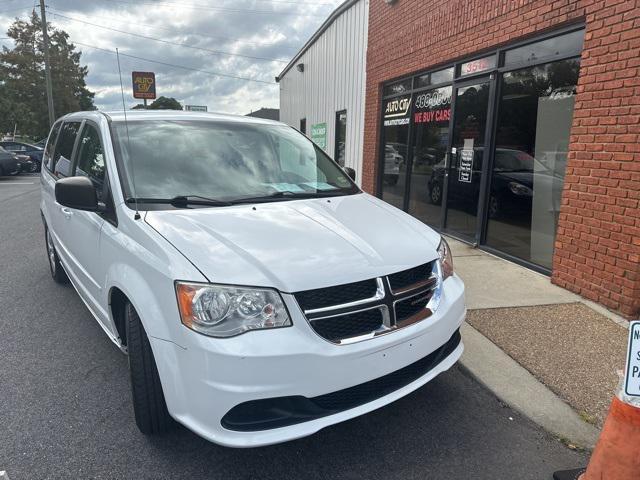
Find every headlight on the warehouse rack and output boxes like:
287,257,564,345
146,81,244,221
427,238,454,313
437,237,454,280
508,181,533,196
175,282,292,338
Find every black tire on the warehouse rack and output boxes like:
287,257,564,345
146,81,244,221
430,181,443,205
125,303,173,435
45,226,69,284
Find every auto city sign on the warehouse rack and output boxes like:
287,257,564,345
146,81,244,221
132,71,156,100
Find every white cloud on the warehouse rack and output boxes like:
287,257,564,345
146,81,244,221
0,0,342,114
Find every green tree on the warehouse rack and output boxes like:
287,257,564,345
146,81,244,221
0,11,95,139
148,96,183,110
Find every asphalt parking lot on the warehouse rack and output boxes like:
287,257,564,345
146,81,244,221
0,177,587,479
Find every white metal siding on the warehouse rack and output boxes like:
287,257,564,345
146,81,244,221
279,0,368,185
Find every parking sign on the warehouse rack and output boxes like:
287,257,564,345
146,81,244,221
624,321,640,397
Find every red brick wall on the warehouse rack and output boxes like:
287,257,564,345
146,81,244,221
363,0,640,318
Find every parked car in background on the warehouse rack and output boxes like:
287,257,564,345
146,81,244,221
383,144,404,185
428,147,562,220
0,141,44,172
0,147,22,176
41,110,465,447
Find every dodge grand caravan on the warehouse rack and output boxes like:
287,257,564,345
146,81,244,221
40,110,466,447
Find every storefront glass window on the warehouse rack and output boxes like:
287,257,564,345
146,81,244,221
383,79,412,97
415,67,454,88
335,110,347,166
408,86,452,227
485,58,581,269
504,30,584,66
381,95,411,209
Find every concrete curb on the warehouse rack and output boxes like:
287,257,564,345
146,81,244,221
459,323,600,449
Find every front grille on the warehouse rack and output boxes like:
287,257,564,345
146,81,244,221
221,329,461,431
310,308,384,343
294,261,438,344
294,278,378,312
388,262,434,292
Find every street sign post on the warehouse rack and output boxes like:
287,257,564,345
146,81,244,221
185,105,208,112
624,321,640,397
132,72,156,100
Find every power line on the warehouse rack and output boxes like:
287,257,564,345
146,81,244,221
52,12,289,63
101,0,326,17
0,5,33,14
48,7,301,51
73,41,277,85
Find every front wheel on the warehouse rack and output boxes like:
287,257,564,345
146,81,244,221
126,303,174,435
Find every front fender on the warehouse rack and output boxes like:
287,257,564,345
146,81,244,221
106,264,184,345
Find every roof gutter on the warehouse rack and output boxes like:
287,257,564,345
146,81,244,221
275,0,360,82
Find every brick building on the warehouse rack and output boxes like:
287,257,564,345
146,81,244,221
280,0,640,319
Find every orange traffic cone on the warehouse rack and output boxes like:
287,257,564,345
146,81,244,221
553,394,640,480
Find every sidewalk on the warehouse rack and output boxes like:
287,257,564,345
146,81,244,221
448,238,629,447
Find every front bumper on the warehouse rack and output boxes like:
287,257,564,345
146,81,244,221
151,274,466,447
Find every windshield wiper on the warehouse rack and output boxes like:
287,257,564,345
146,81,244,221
233,189,351,204
126,195,233,207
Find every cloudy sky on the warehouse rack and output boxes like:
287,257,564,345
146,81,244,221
0,0,342,113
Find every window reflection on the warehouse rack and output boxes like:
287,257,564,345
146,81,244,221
381,95,411,209
486,58,580,268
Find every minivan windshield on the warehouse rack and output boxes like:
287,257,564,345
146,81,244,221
111,120,358,207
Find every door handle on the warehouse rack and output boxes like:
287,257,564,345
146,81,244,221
61,207,73,218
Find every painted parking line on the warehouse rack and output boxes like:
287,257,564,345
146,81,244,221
0,182,35,185
0,471,10,480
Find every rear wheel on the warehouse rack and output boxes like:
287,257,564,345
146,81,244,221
45,227,69,284
125,303,173,435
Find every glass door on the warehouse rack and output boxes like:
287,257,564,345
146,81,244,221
444,79,492,241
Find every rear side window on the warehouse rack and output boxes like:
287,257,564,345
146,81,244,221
74,124,106,201
52,121,81,178
43,122,62,171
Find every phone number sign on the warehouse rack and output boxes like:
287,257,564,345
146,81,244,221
132,71,156,100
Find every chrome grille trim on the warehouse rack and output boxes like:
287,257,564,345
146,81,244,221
303,278,386,316
390,274,438,296
295,261,440,345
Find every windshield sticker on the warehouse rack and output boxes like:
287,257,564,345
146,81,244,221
302,181,335,191
264,183,306,192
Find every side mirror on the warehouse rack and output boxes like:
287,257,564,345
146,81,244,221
55,176,104,212
344,167,356,181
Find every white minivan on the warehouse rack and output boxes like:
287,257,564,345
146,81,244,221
40,110,466,447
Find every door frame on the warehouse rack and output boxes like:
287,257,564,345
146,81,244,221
440,73,497,246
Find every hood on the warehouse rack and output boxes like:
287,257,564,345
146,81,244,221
145,193,441,293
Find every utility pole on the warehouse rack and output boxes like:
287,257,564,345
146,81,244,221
39,0,55,127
